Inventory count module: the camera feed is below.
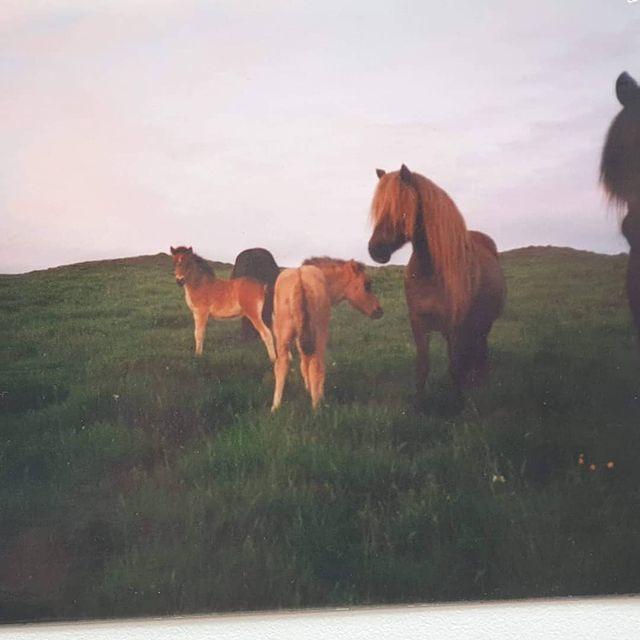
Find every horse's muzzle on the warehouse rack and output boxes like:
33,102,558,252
368,242,391,264
371,307,384,320
176,277,185,287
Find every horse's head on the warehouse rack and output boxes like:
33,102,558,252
368,164,419,263
616,72,640,108
170,246,193,286
342,260,383,320
601,72,640,208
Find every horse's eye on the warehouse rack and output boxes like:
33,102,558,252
364,281,372,292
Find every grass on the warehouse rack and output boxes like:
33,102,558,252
1,248,640,622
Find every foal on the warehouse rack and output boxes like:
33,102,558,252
271,258,383,412
170,246,276,362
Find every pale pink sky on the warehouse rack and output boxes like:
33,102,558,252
1,1,638,273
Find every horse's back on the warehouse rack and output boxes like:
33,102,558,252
275,266,329,323
276,266,327,303
470,230,498,257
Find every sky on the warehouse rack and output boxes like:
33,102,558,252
1,0,639,273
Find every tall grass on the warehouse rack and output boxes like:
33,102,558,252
1,249,639,622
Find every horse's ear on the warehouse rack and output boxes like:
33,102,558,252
349,259,364,274
170,246,176,255
616,72,640,107
400,164,412,184
376,168,386,179
187,246,193,253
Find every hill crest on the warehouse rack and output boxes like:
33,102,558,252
1,245,628,277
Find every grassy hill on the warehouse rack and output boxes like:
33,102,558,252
1,247,640,622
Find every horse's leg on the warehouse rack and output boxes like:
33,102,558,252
448,325,482,392
308,337,327,411
246,303,276,363
471,328,491,385
470,337,488,385
409,313,430,399
193,309,208,356
446,330,467,392
463,299,496,386
298,343,310,391
271,324,294,412
271,350,291,412
241,317,258,341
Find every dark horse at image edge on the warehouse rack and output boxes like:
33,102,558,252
231,247,280,341
601,71,640,339
368,165,506,399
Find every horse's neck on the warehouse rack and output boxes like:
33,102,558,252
623,205,640,253
407,237,433,279
320,269,347,304
408,199,433,277
186,270,216,290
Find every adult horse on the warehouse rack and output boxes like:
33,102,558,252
231,248,280,341
601,72,640,338
368,165,506,398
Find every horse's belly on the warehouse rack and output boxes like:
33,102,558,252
209,303,242,319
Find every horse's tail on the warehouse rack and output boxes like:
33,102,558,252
293,270,315,356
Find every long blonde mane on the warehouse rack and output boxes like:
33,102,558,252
371,171,473,324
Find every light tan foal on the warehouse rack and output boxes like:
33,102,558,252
271,258,383,412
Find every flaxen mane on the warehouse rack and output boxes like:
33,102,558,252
371,171,473,324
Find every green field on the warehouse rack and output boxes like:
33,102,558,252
1,248,640,623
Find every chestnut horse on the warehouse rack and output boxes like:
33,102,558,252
170,246,275,362
368,165,505,398
601,71,640,338
231,248,280,342
271,258,383,411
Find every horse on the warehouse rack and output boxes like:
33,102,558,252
600,71,640,338
368,165,506,399
271,257,383,412
231,248,280,342
170,246,276,362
